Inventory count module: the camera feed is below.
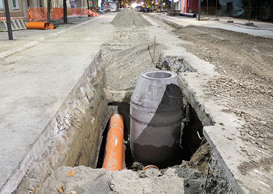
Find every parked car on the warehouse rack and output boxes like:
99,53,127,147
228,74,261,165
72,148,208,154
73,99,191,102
135,6,145,12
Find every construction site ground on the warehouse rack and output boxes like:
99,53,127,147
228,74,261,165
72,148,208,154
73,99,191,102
0,11,273,193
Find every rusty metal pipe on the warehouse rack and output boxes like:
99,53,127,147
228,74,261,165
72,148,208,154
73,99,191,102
102,114,124,171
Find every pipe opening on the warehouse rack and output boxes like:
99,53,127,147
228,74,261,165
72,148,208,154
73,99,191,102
144,71,173,79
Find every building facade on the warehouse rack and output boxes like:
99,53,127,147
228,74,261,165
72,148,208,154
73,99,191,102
0,0,28,18
180,0,273,21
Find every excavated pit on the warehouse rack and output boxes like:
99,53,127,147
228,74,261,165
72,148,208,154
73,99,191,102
17,10,235,194
95,100,204,170
36,50,230,193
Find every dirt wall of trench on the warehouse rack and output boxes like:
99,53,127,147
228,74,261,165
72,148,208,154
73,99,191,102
7,52,109,194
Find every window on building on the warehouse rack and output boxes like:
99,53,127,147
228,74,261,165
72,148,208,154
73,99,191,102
0,0,4,10
12,0,19,10
39,0,44,7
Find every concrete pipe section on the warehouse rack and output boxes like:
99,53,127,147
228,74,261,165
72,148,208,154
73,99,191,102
130,70,183,165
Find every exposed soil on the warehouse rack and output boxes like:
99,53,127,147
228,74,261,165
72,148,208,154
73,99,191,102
172,25,273,175
101,40,166,91
111,9,152,28
188,138,211,175
101,12,233,193
101,10,167,91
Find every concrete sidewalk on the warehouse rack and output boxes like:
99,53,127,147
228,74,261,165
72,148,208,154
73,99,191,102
0,16,101,58
0,13,116,193
152,13,273,39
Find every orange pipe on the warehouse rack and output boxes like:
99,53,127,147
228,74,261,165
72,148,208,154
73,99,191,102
102,114,124,171
47,24,55,29
143,165,159,171
26,22,49,30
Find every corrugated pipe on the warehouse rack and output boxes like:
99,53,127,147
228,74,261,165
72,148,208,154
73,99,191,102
102,114,124,171
26,21,50,30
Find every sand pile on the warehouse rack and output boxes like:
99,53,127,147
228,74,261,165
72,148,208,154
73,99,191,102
101,42,166,91
103,9,162,91
111,9,152,28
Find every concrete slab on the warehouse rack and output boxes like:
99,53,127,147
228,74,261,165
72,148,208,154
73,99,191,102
0,13,116,193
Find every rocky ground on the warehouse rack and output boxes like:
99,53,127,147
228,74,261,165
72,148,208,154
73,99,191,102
172,25,273,176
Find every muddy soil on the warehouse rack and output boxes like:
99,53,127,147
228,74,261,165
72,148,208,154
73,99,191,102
172,25,273,175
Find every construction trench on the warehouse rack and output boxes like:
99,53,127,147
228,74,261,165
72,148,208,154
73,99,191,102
5,10,258,194
34,52,229,193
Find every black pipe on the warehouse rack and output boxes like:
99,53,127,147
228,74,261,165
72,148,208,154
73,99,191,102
180,13,196,18
63,0,67,23
4,0,13,40
198,0,201,21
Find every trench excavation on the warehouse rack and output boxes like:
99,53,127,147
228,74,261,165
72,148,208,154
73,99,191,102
15,10,236,194
97,70,204,170
36,51,231,193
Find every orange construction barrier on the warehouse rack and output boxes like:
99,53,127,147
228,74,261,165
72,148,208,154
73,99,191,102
102,114,124,171
28,7,47,22
26,21,49,30
28,7,92,22
51,7,63,20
